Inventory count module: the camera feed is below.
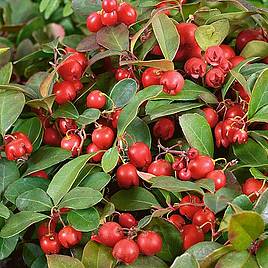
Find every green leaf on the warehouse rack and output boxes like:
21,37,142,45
195,19,230,51
0,63,12,84
110,187,160,211
79,172,111,191
118,85,163,135
256,239,268,268
32,255,47,268
0,89,25,136
228,211,265,251
96,24,129,51
0,159,20,195
170,253,199,268
0,235,19,260
249,105,268,123
179,113,214,157
109,78,138,108
22,243,43,267
0,211,48,238
248,68,268,119
254,189,268,224
47,154,95,205
152,13,179,61
82,241,115,268
58,187,102,210
240,41,268,59
16,188,53,212
47,254,85,268
89,50,123,67
67,207,100,232
4,177,49,204
76,109,101,127
72,0,100,16
0,204,9,220
44,0,60,19
27,96,56,112
195,179,215,193
145,218,183,263
250,168,268,179
101,147,119,173
52,102,79,120
24,147,72,176
151,176,204,195
118,256,168,268
100,202,115,220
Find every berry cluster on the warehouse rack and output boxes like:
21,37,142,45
87,1,137,32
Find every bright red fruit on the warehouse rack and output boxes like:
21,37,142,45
116,163,139,188
43,127,61,147
203,107,219,128
206,170,226,191
67,52,88,70
101,11,118,26
58,226,82,248
119,213,137,228
219,44,236,60
205,67,226,89
187,148,199,160
98,222,124,247
57,60,83,81
205,46,224,66
87,90,106,109
37,220,57,239
61,134,81,156
72,80,83,91
153,117,175,140
181,224,204,250
184,57,207,79
242,178,267,202
151,45,163,56
142,68,162,88
86,143,104,162
148,159,172,176
112,239,140,264
169,214,185,229
102,0,118,12
233,82,250,102
225,104,245,119
30,170,49,179
40,233,61,254
137,231,162,256
219,58,232,74
87,12,103,32
172,157,185,171
179,195,202,219
111,108,122,129
160,71,185,95
128,142,152,169
115,68,132,81
188,155,215,180
229,56,245,68
53,81,76,105
57,118,77,135
92,126,115,149
193,208,215,233
117,2,137,26
177,168,192,181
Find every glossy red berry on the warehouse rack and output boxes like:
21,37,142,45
172,157,185,171
219,58,232,74
205,67,226,89
53,81,76,105
37,220,57,239
117,2,137,26
193,208,215,233
160,71,185,95
43,127,61,147
40,233,61,254
112,239,140,264
205,46,224,66
86,143,104,162
142,68,162,88
137,231,162,256
188,155,215,180
98,222,124,247
177,168,192,181
87,12,103,32
57,60,83,81
152,117,175,140
225,104,245,119
92,126,115,149
206,170,226,191
187,148,199,160
87,90,106,109
67,52,88,70
219,44,236,60
119,213,137,228
179,195,202,219
111,109,122,129
101,10,118,26
169,214,185,229
128,142,152,169
148,159,172,176
72,80,83,91
181,224,204,250
151,45,163,56
115,68,132,81
233,82,250,102
57,118,77,135
203,107,219,128
30,170,49,179
242,178,267,202
184,57,207,79
61,134,81,156
232,129,248,144
58,226,82,248
229,56,245,68
116,163,139,189
102,0,118,12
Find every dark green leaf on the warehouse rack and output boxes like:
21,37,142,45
0,204,9,219
0,235,19,260
101,147,119,173
195,179,215,193
100,202,115,220
52,102,79,120
118,256,168,268
249,105,268,123
256,239,268,268
204,192,233,214
77,109,101,127
79,172,111,191
240,41,268,59
22,243,43,267
254,188,268,224
47,254,85,268
0,63,12,84
170,253,199,268
72,0,100,16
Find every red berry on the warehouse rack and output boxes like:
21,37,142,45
151,45,163,56
179,195,202,219
72,80,83,91
142,68,162,88
116,163,139,189
111,109,122,129
205,67,226,89
112,239,139,264
102,0,118,12
172,157,185,171
233,82,250,102
86,143,104,163
148,159,172,176
181,224,204,250
177,168,192,181
58,226,82,248
229,56,245,68
37,221,57,239
184,57,207,79
57,118,77,135
98,222,124,247
119,213,137,228
128,142,152,169
92,126,115,149
53,81,76,105
101,10,118,26
152,117,175,140
242,178,267,202
219,44,236,60
206,170,226,191
40,233,61,254
87,90,106,109
176,23,198,46
160,71,185,95
205,46,224,66
232,129,248,144
57,60,83,81
87,12,103,32
115,68,132,81
219,58,232,74
188,155,215,180
187,148,199,160
67,52,88,70
61,134,81,156
214,121,230,148
193,208,215,233
137,231,162,256
203,107,219,128
30,170,49,179
225,104,245,119
43,127,61,147
169,214,185,229
117,2,137,26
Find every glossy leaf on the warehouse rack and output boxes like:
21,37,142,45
170,253,199,268
118,256,168,268
79,171,111,191
240,41,268,59
256,239,268,268
101,146,119,173
249,105,268,123
0,203,9,219
22,243,43,267
47,254,85,268
52,102,79,120
0,62,12,84
0,235,19,260
76,109,101,127
254,188,268,224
